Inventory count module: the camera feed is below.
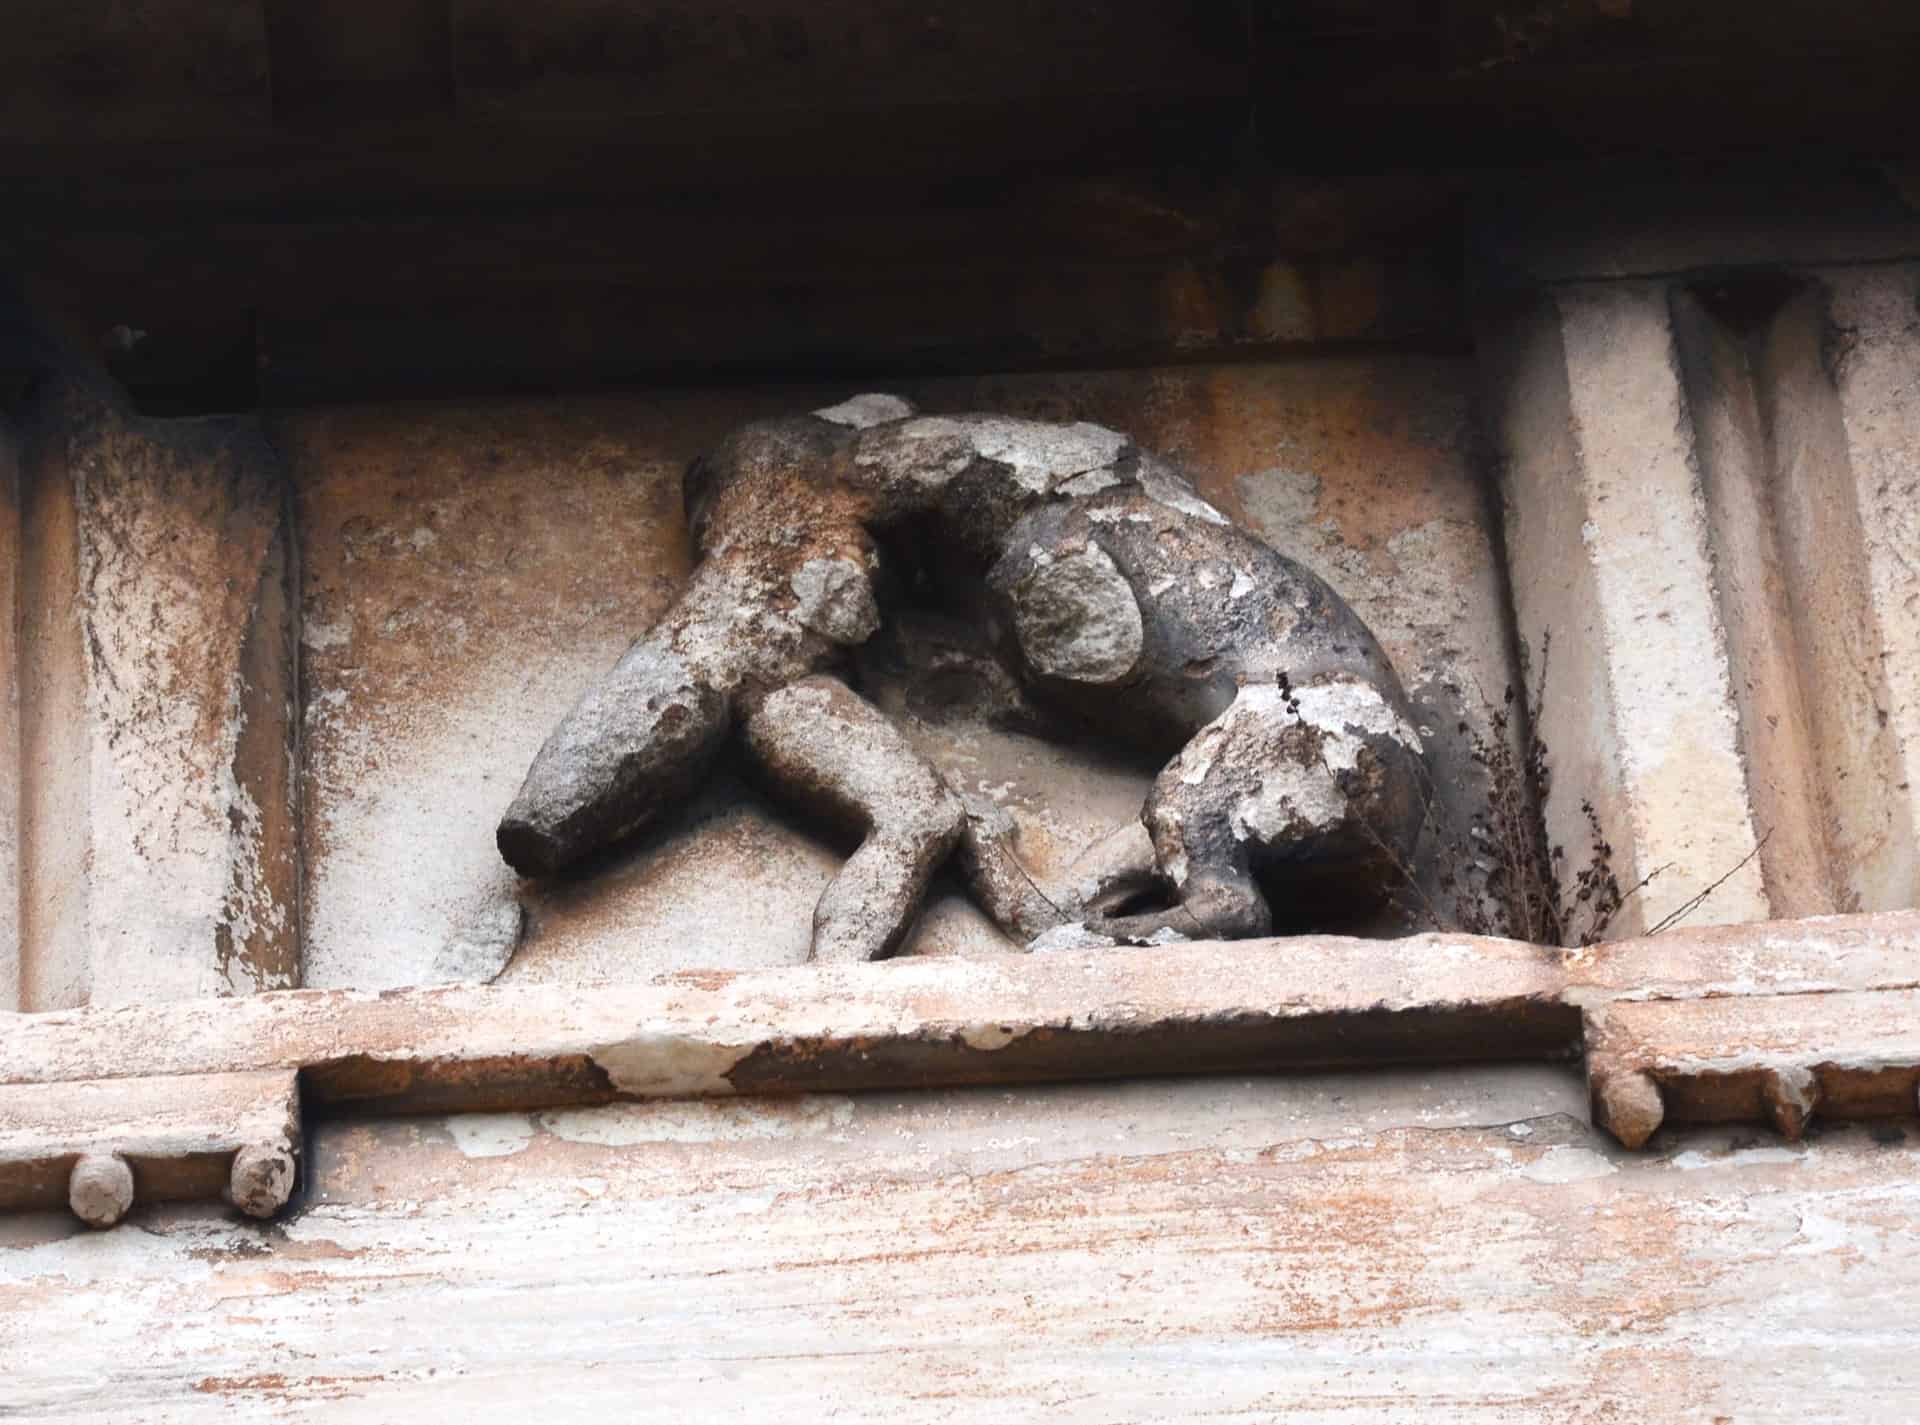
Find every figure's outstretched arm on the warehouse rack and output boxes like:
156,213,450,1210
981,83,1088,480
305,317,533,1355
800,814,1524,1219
742,676,965,963
498,632,730,877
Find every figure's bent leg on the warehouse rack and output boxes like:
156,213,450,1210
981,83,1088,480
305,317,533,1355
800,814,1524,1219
743,676,966,963
954,798,1065,943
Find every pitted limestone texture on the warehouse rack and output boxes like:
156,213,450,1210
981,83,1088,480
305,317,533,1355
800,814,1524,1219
500,395,1427,961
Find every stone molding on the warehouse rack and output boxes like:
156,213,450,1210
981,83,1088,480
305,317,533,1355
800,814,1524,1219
1478,262,1920,928
3,909,1915,1226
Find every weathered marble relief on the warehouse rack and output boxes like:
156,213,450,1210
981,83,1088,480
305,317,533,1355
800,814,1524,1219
501,396,1426,961
289,361,1505,988
1,328,1913,1240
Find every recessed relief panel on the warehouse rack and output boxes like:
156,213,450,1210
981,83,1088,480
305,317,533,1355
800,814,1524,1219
290,361,1510,988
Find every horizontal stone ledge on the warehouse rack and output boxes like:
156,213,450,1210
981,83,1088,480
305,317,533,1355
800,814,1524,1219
0,934,1577,1115
0,912,1914,1125
1562,909,1920,1002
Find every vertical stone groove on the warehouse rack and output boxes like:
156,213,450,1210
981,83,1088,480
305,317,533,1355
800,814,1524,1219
16,369,301,1007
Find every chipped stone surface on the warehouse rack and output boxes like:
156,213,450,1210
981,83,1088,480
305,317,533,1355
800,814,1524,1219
790,556,881,644
427,896,524,985
1006,545,1143,683
1,1079,1914,1421
811,393,914,429
923,413,1129,494
1027,921,1122,953
591,1034,753,1099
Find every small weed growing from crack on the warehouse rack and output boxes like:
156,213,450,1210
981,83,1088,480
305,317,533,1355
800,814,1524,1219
1385,633,1660,946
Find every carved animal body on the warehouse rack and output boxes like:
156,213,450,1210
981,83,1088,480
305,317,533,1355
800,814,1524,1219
498,394,1426,960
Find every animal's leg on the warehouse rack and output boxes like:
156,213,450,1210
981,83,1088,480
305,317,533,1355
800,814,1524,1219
1090,789,1273,943
1087,697,1287,943
743,675,965,963
1092,680,1425,943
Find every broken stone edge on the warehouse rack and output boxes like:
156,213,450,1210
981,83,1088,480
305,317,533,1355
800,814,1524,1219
0,910,1915,1223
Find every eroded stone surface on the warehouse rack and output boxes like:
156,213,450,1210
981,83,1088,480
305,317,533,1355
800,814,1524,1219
284,396,716,989
1823,264,1920,907
2,1086,1913,1422
1482,284,1771,936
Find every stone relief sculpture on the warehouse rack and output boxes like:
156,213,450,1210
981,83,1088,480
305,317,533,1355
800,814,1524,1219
497,396,1426,961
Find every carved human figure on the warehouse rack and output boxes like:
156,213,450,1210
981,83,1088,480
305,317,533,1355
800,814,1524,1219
497,395,1425,959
